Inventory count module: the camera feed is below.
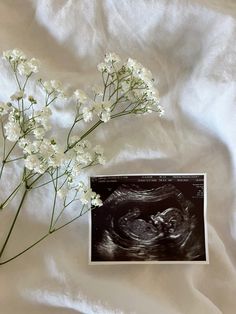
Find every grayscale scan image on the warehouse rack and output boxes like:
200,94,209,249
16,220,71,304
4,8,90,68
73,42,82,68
90,174,207,264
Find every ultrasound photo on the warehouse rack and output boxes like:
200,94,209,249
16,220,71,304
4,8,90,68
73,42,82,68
89,174,208,264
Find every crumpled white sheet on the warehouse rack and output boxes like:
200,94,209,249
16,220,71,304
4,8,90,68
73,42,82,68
0,0,236,313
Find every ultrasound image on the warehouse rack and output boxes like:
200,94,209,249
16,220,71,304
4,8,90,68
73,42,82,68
90,175,207,263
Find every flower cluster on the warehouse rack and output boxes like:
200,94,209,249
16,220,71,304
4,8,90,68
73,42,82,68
77,52,164,123
41,79,66,98
81,101,112,123
0,102,10,116
57,180,102,207
3,49,40,76
0,49,164,264
20,138,64,173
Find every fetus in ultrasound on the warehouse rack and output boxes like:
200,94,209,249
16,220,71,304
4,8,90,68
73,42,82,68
91,182,206,262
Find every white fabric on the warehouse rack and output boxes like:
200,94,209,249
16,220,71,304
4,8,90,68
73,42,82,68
0,0,236,313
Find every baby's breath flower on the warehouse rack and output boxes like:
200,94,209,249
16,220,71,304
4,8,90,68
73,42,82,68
82,107,93,122
18,58,40,76
126,58,154,86
2,49,26,63
92,101,112,123
93,145,106,165
91,194,103,207
33,127,46,139
97,62,107,73
42,80,64,97
80,140,91,149
71,162,82,177
80,188,96,205
24,155,41,172
104,52,121,64
0,47,166,264
74,89,87,103
100,111,111,123
157,106,164,117
4,121,21,141
0,102,10,116
18,138,30,149
34,107,52,130
76,152,92,165
10,90,25,101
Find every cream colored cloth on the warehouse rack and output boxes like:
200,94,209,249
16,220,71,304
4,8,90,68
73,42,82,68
0,0,236,313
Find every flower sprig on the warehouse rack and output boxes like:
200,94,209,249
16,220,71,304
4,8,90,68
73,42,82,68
0,49,164,265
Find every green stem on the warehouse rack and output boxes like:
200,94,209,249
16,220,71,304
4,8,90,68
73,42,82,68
0,205,88,265
4,141,18,162
0,121,6,179
5,156,24,164
0,233,49,266
54,206,86,232
14,71,22,90
0,161,5,180
0,189,28,259
0,182,22,210
49,169,58,230
65,120,103,152
66,118,77,147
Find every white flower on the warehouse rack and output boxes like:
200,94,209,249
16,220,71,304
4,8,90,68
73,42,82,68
76,152,92,165
23,138,65,173
24,155,42,172
100,111,111,123
18,58,40,76
91,194,103,207
80,140,91,149
80,188,96,205
97,52,121,74
82,107,93,122
92,101,112,122
157,105,164,117
39,139,56,159
71,162,82,177
77,181,86,192
0,102,10,116
22,141,37,154
97,155,106,165
18,138,30,149
48,150,65,168
4,121,21,141
74,89,87,103
2,49,26,63
35,107,52,130
42,80,64,97
126,58,154,86
93,145,106,164
97,62,107,72
146,87,160,102
10,90,25,101
33,127,46,139
104,52,121,64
